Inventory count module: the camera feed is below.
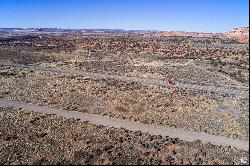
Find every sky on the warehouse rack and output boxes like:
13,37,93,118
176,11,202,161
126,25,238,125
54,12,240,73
0,0,249,33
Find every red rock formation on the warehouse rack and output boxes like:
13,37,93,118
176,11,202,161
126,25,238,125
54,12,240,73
144,27,249,43
224,27,249,43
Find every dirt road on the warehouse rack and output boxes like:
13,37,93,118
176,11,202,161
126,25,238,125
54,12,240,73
0,98,248,151
0,63,249,97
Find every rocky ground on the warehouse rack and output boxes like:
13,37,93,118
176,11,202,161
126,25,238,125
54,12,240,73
35,49,248,88
0,35,249,165
0,66,249,141
0,107,248,165
0,42,249,87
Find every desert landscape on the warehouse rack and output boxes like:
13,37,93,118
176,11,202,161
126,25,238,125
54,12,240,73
0,26,249,164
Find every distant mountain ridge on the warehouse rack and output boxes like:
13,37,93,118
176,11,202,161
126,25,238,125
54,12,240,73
144,27,249,43
0,28,159,34
0,27,248,43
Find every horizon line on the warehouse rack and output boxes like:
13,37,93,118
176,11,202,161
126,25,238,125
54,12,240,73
0,26,249,34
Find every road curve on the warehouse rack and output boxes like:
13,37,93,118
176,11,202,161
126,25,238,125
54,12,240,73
0,98,248,151
0,63,249,97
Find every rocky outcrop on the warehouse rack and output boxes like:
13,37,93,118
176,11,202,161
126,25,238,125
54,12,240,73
224,27,249,43
145,27,249,43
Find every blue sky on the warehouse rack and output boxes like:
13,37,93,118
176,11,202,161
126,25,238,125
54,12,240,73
0,0,249,32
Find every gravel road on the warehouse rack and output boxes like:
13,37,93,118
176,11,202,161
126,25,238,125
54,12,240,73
1,106,248,165
0,98,248,151
0,63,249,97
